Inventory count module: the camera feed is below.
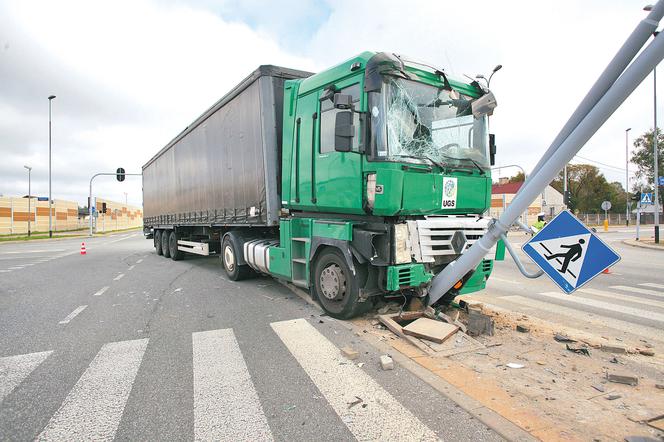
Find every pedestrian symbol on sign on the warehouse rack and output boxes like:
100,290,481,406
543,238,585,275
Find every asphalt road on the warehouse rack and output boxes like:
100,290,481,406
471,226,664,348
0,233,501,442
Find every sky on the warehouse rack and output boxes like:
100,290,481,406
0,0,660,208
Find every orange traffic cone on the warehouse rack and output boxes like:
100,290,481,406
80,242,87,255
602,267,610,274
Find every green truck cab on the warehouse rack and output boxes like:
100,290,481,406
143,52,502,319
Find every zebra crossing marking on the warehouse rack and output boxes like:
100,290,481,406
0,351,52,402
272,318,439,442
640,282,664,290
537,292,664,322
500,296,664,343
192,329,273,442
93,286,109,297
37,339,148,441
58,305,87,325
579,287,664,309
610,285,664,298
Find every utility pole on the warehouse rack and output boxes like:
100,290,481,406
48,95,56,238
24,165,32,236
626,127,631,225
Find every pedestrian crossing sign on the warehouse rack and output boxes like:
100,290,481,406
522,210,620,294
641,192,653,205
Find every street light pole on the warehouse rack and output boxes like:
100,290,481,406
626,127,631,226
655,65,661,242
24,165,32,236
490,164,529,226
48,95,56,238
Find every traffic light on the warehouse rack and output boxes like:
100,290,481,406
116,167,125,182
630,191,641,201
563,190,571,206
101,202,107,214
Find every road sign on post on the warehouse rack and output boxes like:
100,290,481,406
659,176,664,186
601,201,612,211
641,193,654,205
522,210,620,294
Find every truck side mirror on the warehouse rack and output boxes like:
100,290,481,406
489,133,496,166
333,93,354,110
334,111,354,152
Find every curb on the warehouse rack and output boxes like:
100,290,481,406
0,229,141,246
281,282,536,441
622,239,664,251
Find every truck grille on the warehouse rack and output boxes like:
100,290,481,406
407,216,491,263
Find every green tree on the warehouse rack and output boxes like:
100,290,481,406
551,164,617,213
507,172,525,183
632,129,664,204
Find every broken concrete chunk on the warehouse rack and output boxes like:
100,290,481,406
600,344,627,354
606,394,622,400
467,309,494,337
638,348,655,356
554,333,576,343
380,355,394,370
516,324,530,333
402,318,458,344
607,373,638,386
341,346,359,360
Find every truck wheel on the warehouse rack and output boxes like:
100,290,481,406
154,230,163,255
312,248,365,319
161,230,171,258
221,236,253,280
169,231,182,261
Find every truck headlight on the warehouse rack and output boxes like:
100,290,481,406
394,223,411,264
366,173,376,210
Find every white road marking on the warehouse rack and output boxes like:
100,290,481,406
8,266,25,270
0,351,52,401
501,296,664,343
487,276,519,285
93,286,109,297
609,285,664,298
0,270,11,273
272,318,439,442
0,249,65,254
537,292,664,323
192,329,273,442
128,265,135,271
579,287,664,309
640,282,664,290
114,273,125,281
136,259,143,264
37,339,148,441
58,305,88,325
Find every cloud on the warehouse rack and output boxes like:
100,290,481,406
0,0,315,205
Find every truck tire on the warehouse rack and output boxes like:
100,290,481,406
169,231,182,261
312,248,366,319
154,230,163,255
221,236,253,280
161,229,171,258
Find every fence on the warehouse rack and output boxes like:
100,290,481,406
576,212,662,226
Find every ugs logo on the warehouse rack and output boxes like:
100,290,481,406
442,200,456,207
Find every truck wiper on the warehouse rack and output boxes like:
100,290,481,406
393,154,446,171
440,154,486,175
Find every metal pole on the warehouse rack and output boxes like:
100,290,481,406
563,165,568,208
626,127,631,225
490,164,529,226
48,97,53,238
429,27,664,305
24,166,32,236
655,66,661,242
89,172,142,237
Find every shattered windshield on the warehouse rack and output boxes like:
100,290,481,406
374,78,489,169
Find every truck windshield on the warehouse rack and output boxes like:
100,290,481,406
372,78,489,170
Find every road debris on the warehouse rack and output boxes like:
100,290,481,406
638,348,655,356
506,362,524,369
565,344,590,356
606,394,622,401
341,346,359,360
592,384,605,393
554,333,576,343
606,373,639,386
467,309,494,337
347,396,363,409
380,355,394,370
600,344,627,354
645,414,664,431
516,324,529,333
403,318,458,344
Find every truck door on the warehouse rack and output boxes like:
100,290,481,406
290,92,318,209
314,83,364,213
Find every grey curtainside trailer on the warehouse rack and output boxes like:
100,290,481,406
142,65,312,229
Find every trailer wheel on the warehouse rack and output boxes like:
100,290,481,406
169,231,182,261
312,248,365,319
154,230,163,255
161,230,171,258
221,236,253,280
